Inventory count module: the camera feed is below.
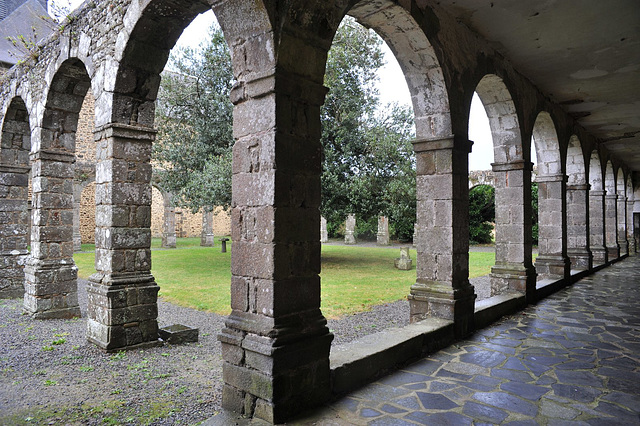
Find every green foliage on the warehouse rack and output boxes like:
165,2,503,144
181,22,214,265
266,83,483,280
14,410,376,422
154,24,234,213
321,18,416,241
469,185,495,244
531,182,539,244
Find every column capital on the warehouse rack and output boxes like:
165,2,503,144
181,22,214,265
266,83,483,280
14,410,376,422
605,193,619,200
30,149,75,163
535,173,567,183
491,160,532,172
590,189,606,196
567,183,590,191
94,122,157,141
0,164,30,174
412,135,472,153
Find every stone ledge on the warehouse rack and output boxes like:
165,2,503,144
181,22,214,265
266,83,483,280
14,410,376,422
535,277,567,300
330,318,454,395
474,292,526,329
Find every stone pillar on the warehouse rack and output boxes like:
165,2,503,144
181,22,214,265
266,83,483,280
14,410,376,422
319,216,328,243
566,184,592,270
377,216,389,245
201,209,215,246
627,199,636,253
218,71,332,423
161,194,176,249
589,189,607,265
87,123,159,351
409,136,475,338
72,181,83,252
0,165,30,298
617,195,628,256
490,161,536,299
605,194,620,260
23,147,81,318
344,214,356,244
534,174,570,280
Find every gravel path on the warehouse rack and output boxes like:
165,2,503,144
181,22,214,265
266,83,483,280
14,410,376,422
1,273,490,425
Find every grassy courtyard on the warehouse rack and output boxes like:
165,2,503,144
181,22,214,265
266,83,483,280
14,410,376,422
74,239,495,318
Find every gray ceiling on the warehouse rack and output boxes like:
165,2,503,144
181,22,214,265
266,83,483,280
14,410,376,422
440,0,640,171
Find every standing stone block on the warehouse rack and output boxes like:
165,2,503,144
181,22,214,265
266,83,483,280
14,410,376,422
377,216,389,245
394,247,412,270
344,214,356,245
201,209,215,246
320,216,328,243
589,190,608,265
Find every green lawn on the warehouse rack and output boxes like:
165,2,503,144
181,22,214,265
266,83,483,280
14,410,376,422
74,240,496,318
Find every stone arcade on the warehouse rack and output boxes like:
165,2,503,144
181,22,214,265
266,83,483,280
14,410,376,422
0,0,638,423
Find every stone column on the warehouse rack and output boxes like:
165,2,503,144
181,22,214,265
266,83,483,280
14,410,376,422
23,146,81,318
627,199,636,253
490,161,536,299
377,216,389,245
201,209,215,246
86,123,159,351
534,174,570,280
604,194,620,260
319,216,328,243
161,193,176,249
566,184,592,270
0,165,30,298
344,214,356,244
218,71,332,422
72,181,83,252
617,195,628,256
409,136,475,337
589,189,607,265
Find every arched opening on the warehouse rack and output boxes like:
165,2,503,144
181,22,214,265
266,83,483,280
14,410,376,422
588,151,607,265
565,135,591,270
473,74,535,299
604,161,619,259
23,58,90,319
530,111,569,281
616,168,629,255
0,96,31,298
626,174,636,253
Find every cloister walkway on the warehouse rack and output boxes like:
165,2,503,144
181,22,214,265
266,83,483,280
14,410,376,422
211,255,640,425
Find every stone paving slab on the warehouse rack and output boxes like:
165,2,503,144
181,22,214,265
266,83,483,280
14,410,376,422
292,256,640,425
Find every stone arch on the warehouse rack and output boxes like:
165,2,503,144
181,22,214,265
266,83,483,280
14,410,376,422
531,111,569,281
565,135,591,270
0,96,32,298
616,167,628,255
472,74,535,298
588,150,607,265
604,160,619,259
23,57,91,319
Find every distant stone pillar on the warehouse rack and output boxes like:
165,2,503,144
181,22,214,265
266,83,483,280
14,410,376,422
0,164,30,299
617,195,628,256
566,184,592,270
490,161,536,299
589,189,608,265
87,124,159,351
627,199,636,253
72,181,83,252
534,174,570,281
201,209,215,246
161,193,176,249
409,136,475,337
344,214,356,244
320,216,328,243
605,194,620,260
23,142,81,319
377,216,389,245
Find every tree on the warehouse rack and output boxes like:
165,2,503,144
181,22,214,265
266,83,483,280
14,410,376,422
320,17,416,241
153,25,234,212
469,185,495,244
531,182,539,244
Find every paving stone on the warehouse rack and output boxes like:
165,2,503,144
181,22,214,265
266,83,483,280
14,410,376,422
393,396,421,411
540,399,580,419
473,392,538,416
377,371,432,387
491,368,534,383
503,357,528,371
489,337,522,347
462,401,508,423
435,368,472,381
380,404,407,414
535,375,557,386
351,383,412,402
403,382,427,390
601,391,640,409
500,381,549,400
459,351,507,368
368,417,416,426
360,408,382,418
429,381,457,392
403,359,442,375
593,401,639,419
422,412,472,425
555,370,604,388
551,384,601,402
415,392,459,410
442,361,490,376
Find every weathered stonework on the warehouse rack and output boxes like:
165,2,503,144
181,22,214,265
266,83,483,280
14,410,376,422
200,209,215,246
377,216,389,245
344,214,356,244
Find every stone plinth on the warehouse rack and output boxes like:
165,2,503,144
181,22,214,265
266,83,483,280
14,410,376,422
377,216,389,245
394,247,412,270
344,214,356,244
159,324,199,344
490,262,536,298
201,210,215,246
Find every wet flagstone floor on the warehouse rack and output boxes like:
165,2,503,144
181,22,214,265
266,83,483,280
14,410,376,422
294,255,640,425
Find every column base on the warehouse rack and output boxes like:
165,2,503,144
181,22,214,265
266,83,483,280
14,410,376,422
590,246,608,266
73,234,82,252
161,234,177,249
344,233,356,244
409,281,476,337
618,240,629,257
606,245,620,261
86,273,160,351
534,255,570,281
567,248,592,271
490,263,536,301
23,259,81,319
201,233,215,247
377,234,390,245
219,311,332,423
